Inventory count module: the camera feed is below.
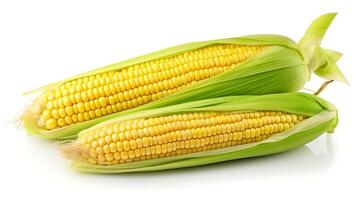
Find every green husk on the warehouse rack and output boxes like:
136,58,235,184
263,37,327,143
23,13,344,140
299,13,347,83
67,92,338,173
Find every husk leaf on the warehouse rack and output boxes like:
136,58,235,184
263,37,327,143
299,13,347,83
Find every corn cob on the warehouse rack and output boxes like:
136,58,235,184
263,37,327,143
23,13,345,140
63,93,338,173
67,111,304,165
29,45,265,130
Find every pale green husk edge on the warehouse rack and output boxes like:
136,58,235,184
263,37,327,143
69,92,338,173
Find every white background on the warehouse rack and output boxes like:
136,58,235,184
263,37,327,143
0,0,356,199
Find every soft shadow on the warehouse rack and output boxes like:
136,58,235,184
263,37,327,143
21,127,334,187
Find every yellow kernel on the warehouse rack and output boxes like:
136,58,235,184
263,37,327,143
81,91,89,101
84,102,91,112
134,149,141,157
41,109,51,120
104,85,111,96
130,140,137,149
237,132,243,140
63,96,71,106
103,145,110,153
51,110,59,119
136,138,143,148
288,114,296,122
64,116,73,124
95,109,102,117
86,89,94,100
100,107,107,115
123,141,131,151
278,123,284,132
116,142,123,151
281,115,287,123
98,138,105,146
275,116,281,123
57,98,65,108
77,113,84,121
57,118,66,126
105,153,114,161
94,99,101,108
112,133,119,142
128,150,135,159
109,143,117,152
142,137,149,147
121,151,129,160
99,96,107,107
114,152,121,160
125,131,132,140
65,106,74,115
77,102,85,113
155,145,162,154
45,118,57,129
118,132,126,141
74,93,82,103
108,96,116,105
284,123,290,130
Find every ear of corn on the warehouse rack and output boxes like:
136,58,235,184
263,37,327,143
23,13,344,140
62,92,338,173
